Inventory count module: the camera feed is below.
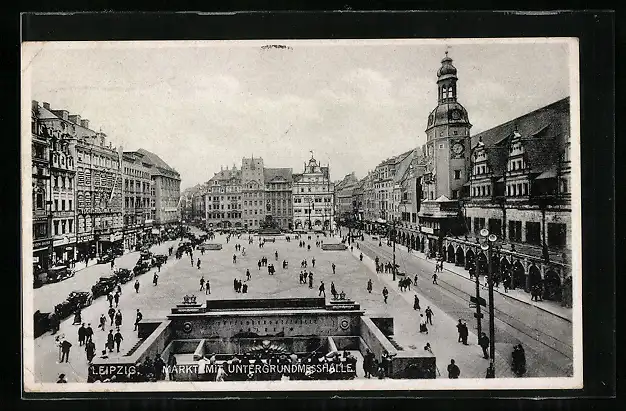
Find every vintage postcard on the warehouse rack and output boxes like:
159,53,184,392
21,38,582,393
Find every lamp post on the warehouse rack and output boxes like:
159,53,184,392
479,228,498,376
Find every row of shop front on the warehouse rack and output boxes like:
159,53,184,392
32,220,181,270
360,219,572,306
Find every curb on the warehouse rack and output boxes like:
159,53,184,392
392,243,573,323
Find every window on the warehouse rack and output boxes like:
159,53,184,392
508,220,522,242
68,219,73,233
548,223,567,247
526,222,541,245
35,190,44,210
53,220,59,235
473,217,485,233
439,144,444,149
54,199,58,211
61,200,66,210
488,218,502,238
454,170,461,180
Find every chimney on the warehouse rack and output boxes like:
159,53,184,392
43,102,50,110
81,119,90,129
31,100,39,110
68,114,81,124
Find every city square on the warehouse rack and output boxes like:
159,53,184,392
24,39,580,390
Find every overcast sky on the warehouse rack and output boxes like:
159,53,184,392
24,40,573,190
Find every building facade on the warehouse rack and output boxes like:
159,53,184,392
31,101,53,271
292,154,334,231
136,149,181,227
334,173,359,225
241,158,265,230
121,151,154,251
264,168,293,230
205,166,242,230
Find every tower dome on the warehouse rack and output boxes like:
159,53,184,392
437,52,458,80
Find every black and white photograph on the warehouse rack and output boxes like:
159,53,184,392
21,37,582,392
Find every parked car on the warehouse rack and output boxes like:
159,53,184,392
97,253,115,265
91,275,118,298
46,266,75,283
133,260,151,276
113,268,134,283
111,247,124,257
66,290,94,309
33,310,52,338
54,299,74,319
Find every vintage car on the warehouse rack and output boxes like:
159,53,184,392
113,268,134,284
111,247,124,257
33,310,52,338
54,299,74,319
139,250,153,260
91,275,118,298
153,254,168,265
133,260,151,276
66,290,94,309
46,266,75,283
96,253,115,265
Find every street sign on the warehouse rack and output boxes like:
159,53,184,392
470,296,487,307
469,303,476,309
474,312,484,319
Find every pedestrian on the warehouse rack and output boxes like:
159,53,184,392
309,274,314,289
332,263,336,274
367,279,373,294
153,273,159,286
78,323,86,346
359,253,363,261
197,258,201,269
414,274,418,286
307,244,310,251
115,310,123,327
108,307,116,326
246,269,251,281
363,349,375,378
60,338,72,363
206,279,211,295
413,295,421,311
447,359,460,379
233,254,237,264
455,319,464,343
134,279,140,293
330,282,337,299
419,314,429,334
275,251,278,261
312,258,315,268
479,332,490,359
432,272,438,285
200,276,205,291
72,310,82,326
425,306,434,325
116,284,122,295
110,259,115,270
382,287,389,304
157,261,161,272
319,281,326,297
107,293,114,308
134,309,143,331
258,260,261,270
114,329,124,353
242,283,248,294
114,291,120,308
99,314,106,331
85,339,96,363
461,322,469,345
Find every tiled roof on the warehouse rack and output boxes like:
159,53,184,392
263,167,293,183
136,148,179,175
472,97,569,175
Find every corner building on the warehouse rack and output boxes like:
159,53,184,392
292,155,334,231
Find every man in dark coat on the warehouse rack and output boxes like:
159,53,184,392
60,338,72,363
478,332,490,359
85,323,94,343
363,349,375,378
447,359,460,379
134,309,143,331
114,329,124,353
78,323,86,346
108,307,116,326
85,339,96,363
107,330,115,352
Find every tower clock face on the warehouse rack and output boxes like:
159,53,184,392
451,109,462,120
452,142,464,155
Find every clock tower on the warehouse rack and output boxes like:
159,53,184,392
423,52,472,200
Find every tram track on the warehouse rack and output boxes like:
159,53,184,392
358,240,573,360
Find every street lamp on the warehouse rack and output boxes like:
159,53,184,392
478,227,498,377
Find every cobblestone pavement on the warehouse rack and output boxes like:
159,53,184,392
31,228,569,382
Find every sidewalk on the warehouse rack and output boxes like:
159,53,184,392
349,245,515,379
391,242,572,323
